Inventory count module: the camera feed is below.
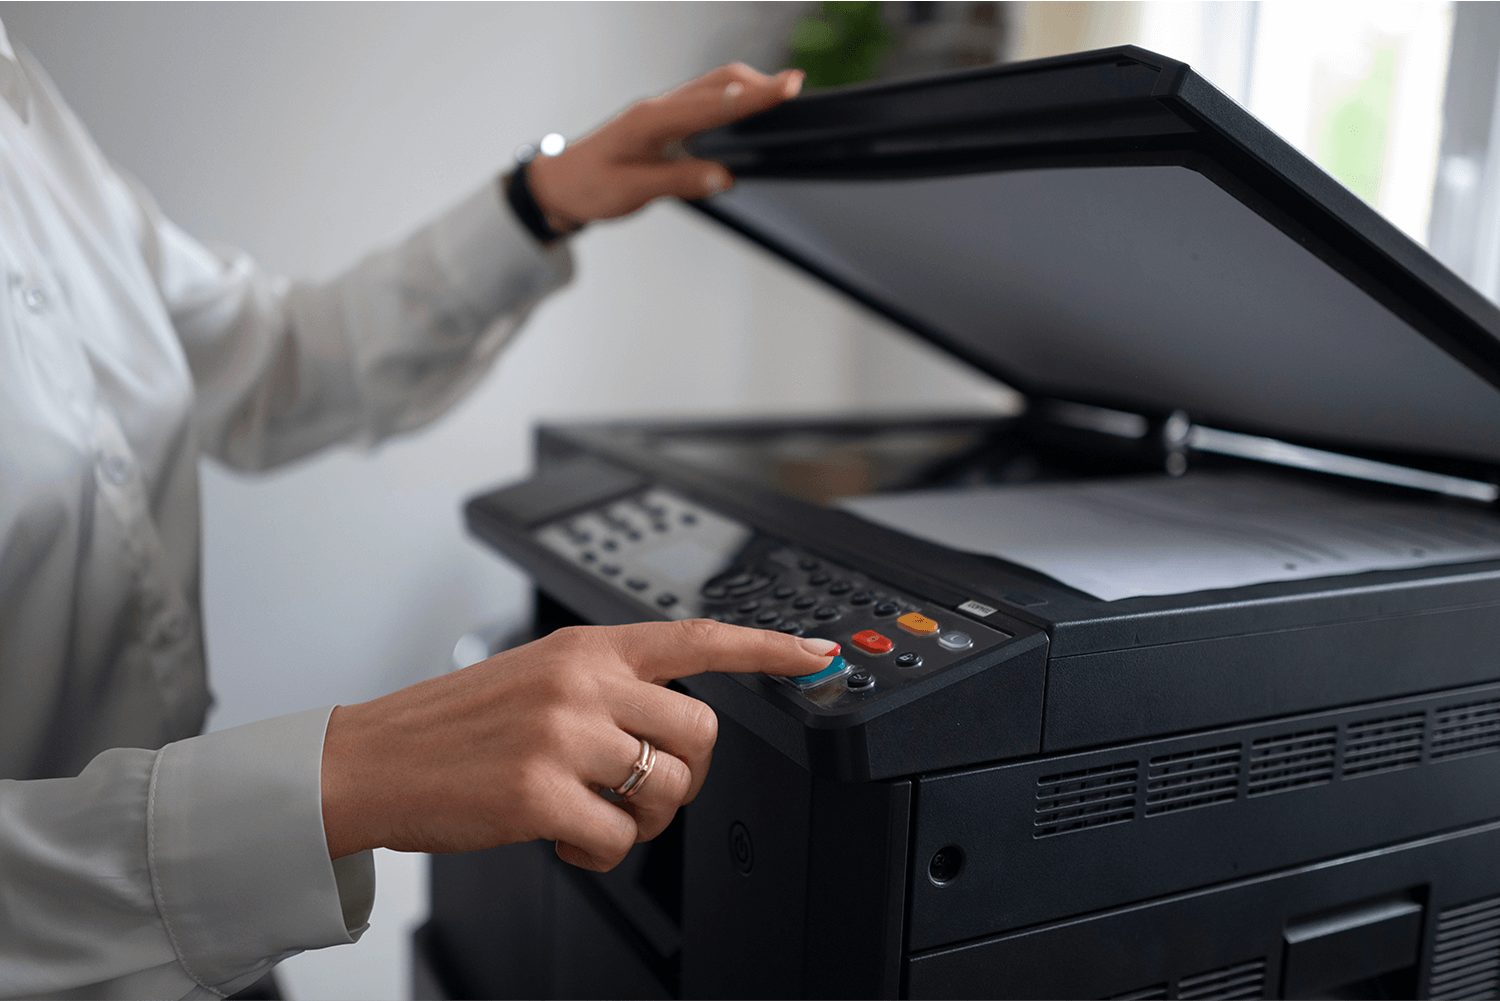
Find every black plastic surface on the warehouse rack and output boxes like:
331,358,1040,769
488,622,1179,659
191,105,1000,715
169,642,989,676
689,47,1500,470
904,819,1500,999
907,682,1500,951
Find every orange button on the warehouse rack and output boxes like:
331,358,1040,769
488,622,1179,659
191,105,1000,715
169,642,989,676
851,630,893,655
897,612,940,636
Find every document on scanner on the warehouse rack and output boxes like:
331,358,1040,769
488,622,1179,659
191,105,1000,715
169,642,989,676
837,470,1500,601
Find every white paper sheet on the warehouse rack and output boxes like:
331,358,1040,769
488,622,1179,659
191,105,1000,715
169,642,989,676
838,471,1500,601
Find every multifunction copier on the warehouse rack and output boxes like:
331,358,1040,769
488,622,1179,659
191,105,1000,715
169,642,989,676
415,48,1500,1000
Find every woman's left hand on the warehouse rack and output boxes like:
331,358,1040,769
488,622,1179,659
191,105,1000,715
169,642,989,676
526,63,804,233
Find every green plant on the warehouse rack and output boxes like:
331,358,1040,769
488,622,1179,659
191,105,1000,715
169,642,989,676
787,2,897,89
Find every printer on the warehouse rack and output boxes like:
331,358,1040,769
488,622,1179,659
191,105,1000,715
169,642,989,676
415,47,1500,1000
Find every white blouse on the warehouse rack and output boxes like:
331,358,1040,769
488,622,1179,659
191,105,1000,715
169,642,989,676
0,23,571,999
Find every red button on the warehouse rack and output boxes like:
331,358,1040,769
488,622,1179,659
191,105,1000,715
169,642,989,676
851,630,893,655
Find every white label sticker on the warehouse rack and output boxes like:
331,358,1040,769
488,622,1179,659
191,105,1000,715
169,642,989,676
957,600,998,618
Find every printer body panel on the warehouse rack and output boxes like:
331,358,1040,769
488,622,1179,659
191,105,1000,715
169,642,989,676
440,46,1500,1000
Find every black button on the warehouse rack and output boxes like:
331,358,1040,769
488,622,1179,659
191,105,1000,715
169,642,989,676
656,593,678,607
849,591,874,606
601,564,621,576
653,522,669,533
847,670,875,690
702,584,728,599
827,580,853,595
777,622,805,636
580,551,597,563
792,595,818,610
626,578,649,591
645,505,667,519
568,529,592,544
874,602,899,617
755,610,780,624
625,530,642,542
680,512,698,525
773,586,797,600
896,651,923,669
602,539,619,551
799,558,820,571
808,571,832,586
736,600,761,614
813,606,841,621
723,572,754,588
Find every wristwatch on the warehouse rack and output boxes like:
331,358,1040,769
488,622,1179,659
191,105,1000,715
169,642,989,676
502,132,583,245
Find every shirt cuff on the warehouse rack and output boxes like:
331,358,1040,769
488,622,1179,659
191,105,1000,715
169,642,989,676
147,707,374,993
427,176,575,327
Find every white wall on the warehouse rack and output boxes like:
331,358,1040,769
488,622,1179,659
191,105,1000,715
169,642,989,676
0,4,1009,997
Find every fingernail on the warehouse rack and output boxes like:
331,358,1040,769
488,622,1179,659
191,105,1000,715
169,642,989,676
800,638,839,657
724,81,745,100
785,70,804,97
704,171,728,194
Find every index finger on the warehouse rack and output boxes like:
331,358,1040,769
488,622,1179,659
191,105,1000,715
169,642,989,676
635,67,804,145
607,619,838,683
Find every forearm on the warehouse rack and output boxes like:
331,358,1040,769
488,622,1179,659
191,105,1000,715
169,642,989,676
0,712,371,1000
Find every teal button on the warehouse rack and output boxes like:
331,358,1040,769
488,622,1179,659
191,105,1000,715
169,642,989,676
790,655,849,689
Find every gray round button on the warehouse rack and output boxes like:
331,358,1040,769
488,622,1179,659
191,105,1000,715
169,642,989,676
937,630,973,652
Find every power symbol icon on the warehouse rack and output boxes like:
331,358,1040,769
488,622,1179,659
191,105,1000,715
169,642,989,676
729,821,754,875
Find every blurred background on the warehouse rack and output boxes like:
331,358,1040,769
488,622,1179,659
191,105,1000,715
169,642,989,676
0,1,1496,997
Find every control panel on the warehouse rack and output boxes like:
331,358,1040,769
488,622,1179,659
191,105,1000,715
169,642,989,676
535,486,1013,709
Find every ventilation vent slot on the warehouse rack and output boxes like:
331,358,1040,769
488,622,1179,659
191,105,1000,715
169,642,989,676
1342,713,1425,777
1246,727,1336,796
1177,958,1266,999
1144,743,1241,816
1106,984,1168,1000
1430,895,1500,999
1432,699,1500,761
1034,760,1138,838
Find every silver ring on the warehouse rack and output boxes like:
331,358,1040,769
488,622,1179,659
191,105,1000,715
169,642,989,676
613,738,657,800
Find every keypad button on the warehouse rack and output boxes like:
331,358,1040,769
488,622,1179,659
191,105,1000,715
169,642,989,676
896,651,923,669
729,576,773,597
755,610,781,625
798,558,821,571
851,630,894,655
702,584,728,599
938,630,974,651
777,622,805,636
625,530,643,542
792,595,818,610
656,593,678,607
788,654,848,689
601,564,621,576
773,586,797,600
736,600,761,614
653,522,669,533
580,551,597,563
626,578,649,591
873,602,900,617
808,571,832,586
723,572,754,588
602,539,619,551
680,512,698,525
897,612,941,636
813,606,841,621
827,580,853,596
850,591,875,606
847,670,876,690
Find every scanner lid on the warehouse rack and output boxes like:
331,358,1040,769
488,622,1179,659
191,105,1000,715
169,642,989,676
688,47,1500,474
